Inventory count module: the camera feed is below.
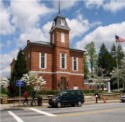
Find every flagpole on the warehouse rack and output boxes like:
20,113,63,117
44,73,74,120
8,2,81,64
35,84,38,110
115,35,125,92
116,42,120,92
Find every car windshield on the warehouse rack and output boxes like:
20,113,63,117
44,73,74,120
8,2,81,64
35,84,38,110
57,91,68,96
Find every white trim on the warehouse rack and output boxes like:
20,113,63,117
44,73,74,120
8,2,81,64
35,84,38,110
72,57,78,71
77,57,79,71
39,53,41,69
45,53,47,69
29,71,84,76
39,53,47,69
60,53,67,69
60,53,61,69
65,54,67,69
72,57,73,71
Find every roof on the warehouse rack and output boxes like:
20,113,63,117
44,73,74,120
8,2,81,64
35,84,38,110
70,48,85,53
30,41,52,47
50,14,70,32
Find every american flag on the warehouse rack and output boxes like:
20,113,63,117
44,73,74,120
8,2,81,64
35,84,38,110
115,35,125,43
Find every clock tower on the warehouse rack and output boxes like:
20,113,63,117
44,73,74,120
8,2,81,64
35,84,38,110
50,14,70,48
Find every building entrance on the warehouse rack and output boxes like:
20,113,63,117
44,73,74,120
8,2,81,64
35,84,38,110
60,77,67,90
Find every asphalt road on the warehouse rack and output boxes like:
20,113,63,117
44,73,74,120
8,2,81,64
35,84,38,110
1,103,125,122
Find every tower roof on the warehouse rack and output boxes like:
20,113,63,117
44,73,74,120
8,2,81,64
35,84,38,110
50,14,70,32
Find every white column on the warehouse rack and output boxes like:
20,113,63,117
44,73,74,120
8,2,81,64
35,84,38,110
107,81,111,93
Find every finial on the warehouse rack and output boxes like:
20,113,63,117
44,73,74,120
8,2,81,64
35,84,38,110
58,1,60,14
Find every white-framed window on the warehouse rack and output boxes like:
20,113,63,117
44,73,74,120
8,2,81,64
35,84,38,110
61,19,65,26
52,33,55,44
72,57,78,71
60,53,67,69
61,32,65,43
39,53,47,69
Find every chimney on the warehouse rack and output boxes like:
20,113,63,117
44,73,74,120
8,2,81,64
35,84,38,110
27,40,30,45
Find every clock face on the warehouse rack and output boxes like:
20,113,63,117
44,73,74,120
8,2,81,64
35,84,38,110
61,19,65,26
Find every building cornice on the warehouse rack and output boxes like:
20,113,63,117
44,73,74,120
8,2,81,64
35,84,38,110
29,71,84,76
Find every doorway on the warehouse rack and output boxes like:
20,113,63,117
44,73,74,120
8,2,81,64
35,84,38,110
60,77,67,90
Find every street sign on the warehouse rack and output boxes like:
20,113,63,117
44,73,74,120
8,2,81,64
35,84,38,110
16,80,24,87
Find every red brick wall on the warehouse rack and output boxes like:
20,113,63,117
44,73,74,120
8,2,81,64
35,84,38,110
23,26,84,90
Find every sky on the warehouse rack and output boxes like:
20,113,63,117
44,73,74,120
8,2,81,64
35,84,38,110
0,0,125,78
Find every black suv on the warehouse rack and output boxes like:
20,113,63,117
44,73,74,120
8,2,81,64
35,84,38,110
49,90,84,108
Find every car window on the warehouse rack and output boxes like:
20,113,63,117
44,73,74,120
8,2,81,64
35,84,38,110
70,91,75,95
76,91,83,95
58,91,68,96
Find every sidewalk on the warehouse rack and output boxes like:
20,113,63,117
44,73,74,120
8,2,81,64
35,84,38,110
0,99,120,110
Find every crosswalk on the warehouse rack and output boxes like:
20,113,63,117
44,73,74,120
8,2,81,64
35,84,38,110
6,107,57,122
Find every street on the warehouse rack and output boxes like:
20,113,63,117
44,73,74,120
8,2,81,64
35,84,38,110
1,102,125,122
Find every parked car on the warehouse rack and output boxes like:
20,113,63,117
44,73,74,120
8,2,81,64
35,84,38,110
121,90,125,103
49,90,84,108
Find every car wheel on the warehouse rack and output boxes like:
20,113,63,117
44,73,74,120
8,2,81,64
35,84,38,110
77,101,82,107
57,102,61,108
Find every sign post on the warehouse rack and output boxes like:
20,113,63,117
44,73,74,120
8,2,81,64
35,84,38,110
16,80,24,105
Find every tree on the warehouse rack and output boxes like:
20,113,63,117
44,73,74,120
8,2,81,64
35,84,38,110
11,49,28,81
111,56,125,90
117,44,124,66
98,43,112,77
21,73,46,91
9,49,28,97
110,43,117,69
121,57,125,90
85,42,97,77
84,53,89,79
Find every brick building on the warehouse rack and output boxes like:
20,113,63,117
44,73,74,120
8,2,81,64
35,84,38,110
23,13,84,90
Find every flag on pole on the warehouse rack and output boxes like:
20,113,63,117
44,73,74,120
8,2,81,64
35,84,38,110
115,35,125,42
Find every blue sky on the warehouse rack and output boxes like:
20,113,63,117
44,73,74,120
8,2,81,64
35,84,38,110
0,0,125,78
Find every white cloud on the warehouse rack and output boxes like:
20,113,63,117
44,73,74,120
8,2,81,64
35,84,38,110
10,0,55,31
103,1,125,13
76,21,125,52
84,0,104,8
84,0,125,13
67,14,101,40
0,49,18,78
0,1,15,35
67,18,90,40
18,21,52,47
52,0,77,10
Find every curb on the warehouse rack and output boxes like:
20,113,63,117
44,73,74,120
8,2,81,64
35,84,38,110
0,100,120,110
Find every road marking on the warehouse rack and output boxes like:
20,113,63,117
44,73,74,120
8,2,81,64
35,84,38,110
57,107,125,117
29,108,56,117
8,111,24,122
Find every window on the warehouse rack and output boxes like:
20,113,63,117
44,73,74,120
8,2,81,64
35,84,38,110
39,53,47,69
52,33,55,44
61,33,65,43
72,57,78,71
61,19,65,26
60,53,67,69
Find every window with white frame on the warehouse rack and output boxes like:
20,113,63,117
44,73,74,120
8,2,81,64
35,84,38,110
61,32,65,43
72,57,78,71
39,53,47,69
60,53,67,69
